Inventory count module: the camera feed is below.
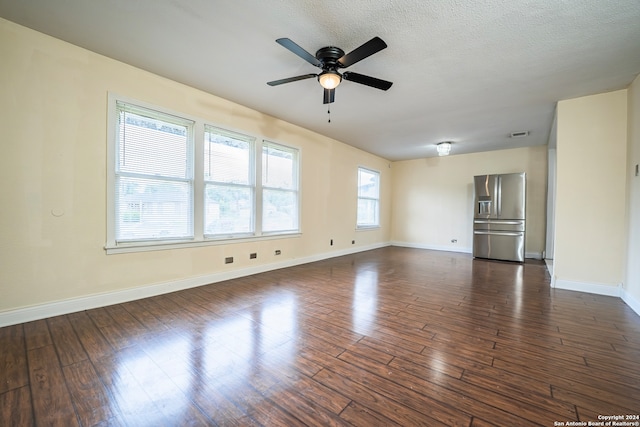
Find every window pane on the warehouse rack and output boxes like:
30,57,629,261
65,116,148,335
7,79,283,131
357,199,379,226
263,189,298,232
116,176,193,241
118,110,190,179
357,168,380,227
204,127,252,184
263,143,295,189
204,184,253,236
114,102,194,243
358,169,379,198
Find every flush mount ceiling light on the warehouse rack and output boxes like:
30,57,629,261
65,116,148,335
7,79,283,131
437,141,452,156
318,70,342,89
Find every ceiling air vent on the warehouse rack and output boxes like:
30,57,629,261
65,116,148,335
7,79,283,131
510,131,529,138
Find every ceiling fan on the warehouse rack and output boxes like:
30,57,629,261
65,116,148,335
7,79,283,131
267,37,393,104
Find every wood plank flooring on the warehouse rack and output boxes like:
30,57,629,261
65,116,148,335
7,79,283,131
2,247,640,426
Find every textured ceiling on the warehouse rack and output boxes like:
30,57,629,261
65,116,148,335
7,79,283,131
1,0,639,160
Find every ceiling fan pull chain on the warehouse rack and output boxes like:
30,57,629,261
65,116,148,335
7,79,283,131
327,104,331,123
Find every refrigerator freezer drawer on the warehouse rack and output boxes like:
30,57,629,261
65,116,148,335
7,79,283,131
473,230,525,262
473,219,525,232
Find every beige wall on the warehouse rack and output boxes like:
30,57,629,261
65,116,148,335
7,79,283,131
555,90,628,288
625,75,640,306
3,17,639,322
0,19,391,315
390,146,548,257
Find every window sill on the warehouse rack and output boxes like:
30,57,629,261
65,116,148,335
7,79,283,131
105,232,301,255
356,225,380,231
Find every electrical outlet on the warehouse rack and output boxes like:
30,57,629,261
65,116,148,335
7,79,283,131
451,239,458,243
250,253,257,259
225,257,233,264
352,240,355,244
275,250,281,255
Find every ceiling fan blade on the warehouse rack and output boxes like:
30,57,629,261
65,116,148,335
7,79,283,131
276,38,322,67
323,88,335,104
343,72,393,90
267,74,317,86
337,37,387,68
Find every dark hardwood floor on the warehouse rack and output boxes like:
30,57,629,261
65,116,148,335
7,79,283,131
2,247,639,426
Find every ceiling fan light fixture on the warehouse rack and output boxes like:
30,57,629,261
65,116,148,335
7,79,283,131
318,71,342,89
437,141,452,156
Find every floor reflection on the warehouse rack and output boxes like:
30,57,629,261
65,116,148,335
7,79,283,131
512,263,524,316
470,259,530,321
112,336,194,426
352,268,379,335
113,290,299,423
259,293,298,342
204,315,255,382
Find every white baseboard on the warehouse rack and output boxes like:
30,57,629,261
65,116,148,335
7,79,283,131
553,279,640,318
525,251,544,260
390,241,472,254
0,242,389,328
622,288,640,317
551,277,622,297
391,241,543,260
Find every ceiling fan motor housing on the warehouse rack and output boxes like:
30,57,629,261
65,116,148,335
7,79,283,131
315,46,345,70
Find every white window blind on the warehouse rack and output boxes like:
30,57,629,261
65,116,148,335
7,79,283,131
262,142,299,233
204,126,255,237
357,167,380,228
115,102,194,242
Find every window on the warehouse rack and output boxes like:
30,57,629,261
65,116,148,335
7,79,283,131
204,126,255,237
357,167,380,228
262,142,299,233
107,96,300,252
114,102,194,242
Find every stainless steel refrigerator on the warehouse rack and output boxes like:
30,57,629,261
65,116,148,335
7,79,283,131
473,173,526,262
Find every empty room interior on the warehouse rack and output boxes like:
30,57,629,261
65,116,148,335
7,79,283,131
1,1,640,426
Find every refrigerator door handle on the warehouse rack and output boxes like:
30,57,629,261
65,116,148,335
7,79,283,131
496,176,501,218
473,231,523,237
473,220,523,225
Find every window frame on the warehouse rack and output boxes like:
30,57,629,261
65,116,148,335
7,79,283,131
356,166,381,229
261,140,300,235
106,94,301,254
203,125,257,240
112,100,196,244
